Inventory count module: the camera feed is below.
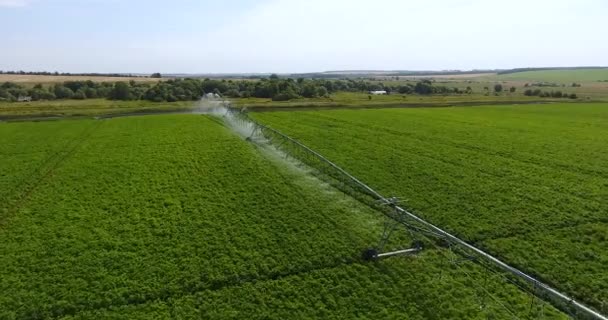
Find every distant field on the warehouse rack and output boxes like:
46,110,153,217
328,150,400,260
234,91,566,109
255,103,608,313
372,77,608,100
0,115,564,318
0,74,162,85
492,68,608,83
0,94,572,120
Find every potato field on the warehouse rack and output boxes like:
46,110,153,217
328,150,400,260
0,114,568,319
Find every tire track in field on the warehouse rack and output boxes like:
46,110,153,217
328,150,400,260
266,114,605,211
316,129,605,240
0,121,104,227
311,112,608,180
39,257,363,319
273,112,606,209
482,219,608,243
1,124,104,199
283,110,608,180
1,144,78,208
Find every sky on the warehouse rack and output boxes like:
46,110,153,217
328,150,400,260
1,0,607,74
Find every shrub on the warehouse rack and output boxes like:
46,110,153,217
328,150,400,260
54,85,74,99
73,89,87,100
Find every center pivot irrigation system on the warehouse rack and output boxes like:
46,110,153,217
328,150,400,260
222,107,606,320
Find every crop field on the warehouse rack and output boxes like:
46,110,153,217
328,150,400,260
234,91,558,109
0,99,192,120
254,103,608,314
0,94,568,121
0,114,568,319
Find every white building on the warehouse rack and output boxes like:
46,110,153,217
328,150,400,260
369,90,387,95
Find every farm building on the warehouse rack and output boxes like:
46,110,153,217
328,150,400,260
369,90,387,95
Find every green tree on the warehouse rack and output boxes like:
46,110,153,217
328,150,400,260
301,83,318,98
225,89,241,98
110,82,133,100
38,90,56,100
29,88,46,101
317,86,328,97
73,89,87,100
272,87,299,101
84,87,98,99
414,81,433,95
150,73,162,78
494,84,503,93
54,84,74,99
0,88,10,99
398,85,413,94
509,86,516,93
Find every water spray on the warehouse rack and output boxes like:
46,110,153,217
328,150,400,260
195,93,257,139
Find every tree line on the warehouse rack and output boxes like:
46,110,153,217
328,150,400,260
0,78,467,102
523,89,577,99
0,77,573,103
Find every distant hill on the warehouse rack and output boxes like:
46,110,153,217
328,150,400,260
497,66,608,75
495,67,608,83
3,67,607,82
290,70,498,79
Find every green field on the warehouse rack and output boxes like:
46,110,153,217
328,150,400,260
254,103,608,314
0,95,561,121
0,115,566,319
234,91,557,109
0,99,192,119
492,69,608,83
